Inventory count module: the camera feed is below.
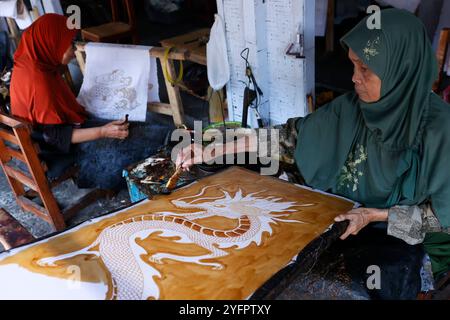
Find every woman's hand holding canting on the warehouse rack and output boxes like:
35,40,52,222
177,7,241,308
175,143,226,171
175,137,251,171
101,119,129,140
334,208,388,240
176,143,204,171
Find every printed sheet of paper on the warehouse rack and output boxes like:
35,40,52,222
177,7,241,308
0,167,354,300
77,43,160,122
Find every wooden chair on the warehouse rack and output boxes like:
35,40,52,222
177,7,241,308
433,28,450,93
81,0,138,44
0,112,113,232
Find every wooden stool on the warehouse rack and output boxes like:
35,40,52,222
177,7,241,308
81,0,138,44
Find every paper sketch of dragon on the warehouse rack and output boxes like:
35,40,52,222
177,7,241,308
38,186,313,300
87,69,139,111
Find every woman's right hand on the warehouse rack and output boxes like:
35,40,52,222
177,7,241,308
100,120,129,140
176,143,204,171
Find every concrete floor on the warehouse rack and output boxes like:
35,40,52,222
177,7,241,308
0,167,132,252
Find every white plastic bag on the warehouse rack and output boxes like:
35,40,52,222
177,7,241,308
207,14,230,91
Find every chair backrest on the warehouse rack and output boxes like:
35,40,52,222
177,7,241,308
110,0,136,30
0,112,65,231
434,28,450,93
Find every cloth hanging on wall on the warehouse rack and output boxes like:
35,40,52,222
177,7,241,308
207,14,230,91
77,43,160,122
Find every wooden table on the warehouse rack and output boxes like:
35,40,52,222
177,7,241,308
160,28,209,66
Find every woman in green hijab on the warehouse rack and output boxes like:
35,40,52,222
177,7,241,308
296,8,450,281
177,9,450,283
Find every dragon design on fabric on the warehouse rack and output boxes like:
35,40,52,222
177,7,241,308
38,186,312,300
87,69,139,111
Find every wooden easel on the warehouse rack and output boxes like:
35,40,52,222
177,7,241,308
75,43,185,127
5,18,20,50
433,28,450,93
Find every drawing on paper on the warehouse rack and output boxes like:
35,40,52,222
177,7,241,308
86,69,139,111
0,167,355,300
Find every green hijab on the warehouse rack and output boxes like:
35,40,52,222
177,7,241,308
295,9,450,277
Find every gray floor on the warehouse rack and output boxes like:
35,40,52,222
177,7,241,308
0,167,132,252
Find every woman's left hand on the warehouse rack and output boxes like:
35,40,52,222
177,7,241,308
334,208,388,240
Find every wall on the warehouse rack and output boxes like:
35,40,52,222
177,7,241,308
216,0,315,126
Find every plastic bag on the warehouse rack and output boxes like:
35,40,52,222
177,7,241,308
207,14,230,91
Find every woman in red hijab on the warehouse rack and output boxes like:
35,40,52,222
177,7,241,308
10,14,129,152
10,14,172,190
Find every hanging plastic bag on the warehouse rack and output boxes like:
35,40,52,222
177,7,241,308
207,14,230,91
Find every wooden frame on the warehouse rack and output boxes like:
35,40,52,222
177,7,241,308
75,42,185,127
325,0,335,52
5,17,20,50
433,28,450,93
0,113,113,232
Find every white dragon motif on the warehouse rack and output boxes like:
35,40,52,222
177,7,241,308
37,186,314,300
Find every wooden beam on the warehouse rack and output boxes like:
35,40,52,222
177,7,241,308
16,196,51,223
0,140,26,198
74,49,86,75
325,0,335,52
0,113,22,128
3,165,38,192
12,126,65,231
186,51,207,66
147,102,173,116
434,28,450,92
75,42,189,61
162,58,185,126
30,6,40,21
151,47,188,61
4,146,27,163
5,18,20,48
0,128,19,146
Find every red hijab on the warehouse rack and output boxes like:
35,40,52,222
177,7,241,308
10,14,86,125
